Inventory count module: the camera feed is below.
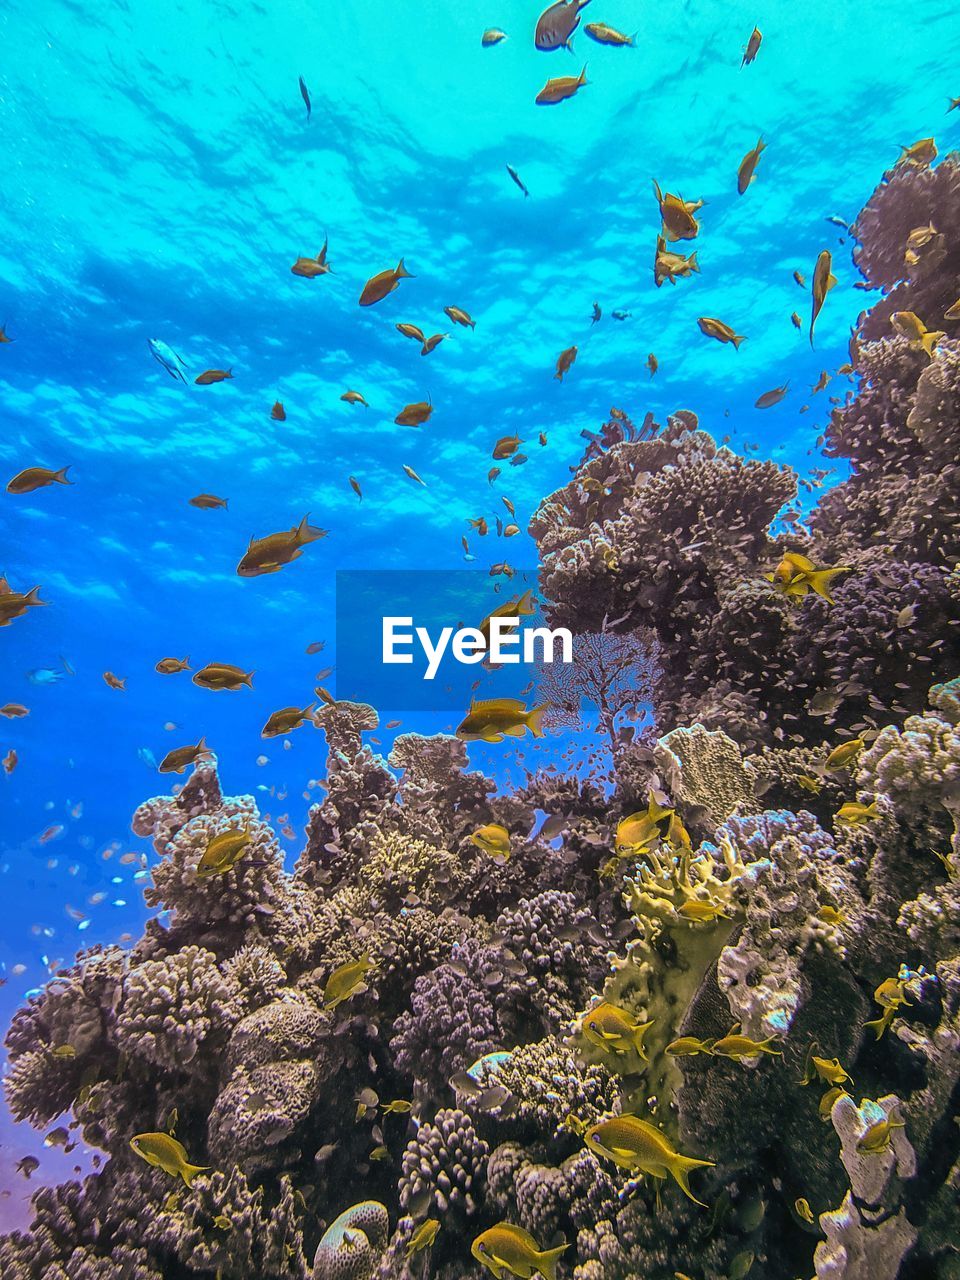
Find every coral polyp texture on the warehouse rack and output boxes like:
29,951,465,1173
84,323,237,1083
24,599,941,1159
3,158,960,1280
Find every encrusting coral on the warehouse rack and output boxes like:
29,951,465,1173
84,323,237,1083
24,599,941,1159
3,152,960,1280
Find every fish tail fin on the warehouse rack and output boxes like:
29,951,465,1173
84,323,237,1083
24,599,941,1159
807,567,850,604
669,1154,715,1206
922,329,945,357
244,671,255,688
732,334,746,349
180,1162,211,1188
54,466,72,485
24,586,47,606
827,273,838,293
196,736,207,754
579,64,588,83
526,703,549,738
227,368,233,378
536,1242,569,1280
222,498,229,509
396,258,414,279
689,252,700,273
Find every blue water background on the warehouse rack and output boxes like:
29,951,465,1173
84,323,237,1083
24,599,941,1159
1,0,959,1229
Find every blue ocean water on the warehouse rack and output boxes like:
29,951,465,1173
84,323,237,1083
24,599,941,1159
0,0,958,1229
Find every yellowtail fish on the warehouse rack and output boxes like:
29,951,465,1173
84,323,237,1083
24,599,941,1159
555,345,577,379
189,493,228,509
583,1115,714,1205
795,1197,815,1224
741,26,762,66
666,1036,715,1057
0,578,46,627
767,552,851,604
6,466,72,494
945,297,960,321
291,238,333,278
755,383,788,409
581,1001,654,1059
800,1047,851,1087
712,1025,783,1059
129,1133,210,1187
261,703,315,737
890,309,944,357
835,800,879,826
155,656,190,674
817,904,845,925
653,180,702,241
677,899,730,923
470,823,511,861
406,1218,440,1257
584,22,634,46
472,1223,567,1280
395,399,433,426
237,514,327,577
737,137,765,194
197,825,252,878
824,737,864,769
456,697,547,743
323,954,376,1008
340,389,368,406
444,305,475,328
481,28,508,47
809,249,836,347
654,236,699,287
421,333,449,356
192,663,253,691
493,434,523,459
158,738,208,774
535,66,587,105
359,259,414,307
857,1114,905,1153
698,316,745,347
479,589,537,647
396,322,425,344
535,0,591,52
898,137,937,167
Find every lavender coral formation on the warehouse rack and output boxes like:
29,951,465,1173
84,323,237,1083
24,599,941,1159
4,152,960,1280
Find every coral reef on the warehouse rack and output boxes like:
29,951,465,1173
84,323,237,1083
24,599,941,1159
4,151,960,1280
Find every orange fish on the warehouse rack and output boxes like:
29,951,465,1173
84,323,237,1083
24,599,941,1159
555,346,577,380
159,738,208,774
536,66,587,105
493,435,522,460
0,577,47,628
271,401,286,421
359,259,414,306
395,400,433,426
7,466,72,494
444,306,475,329
396,322,426,343
103,672,126,690
291,238,333,278
0,324,13,343
195,369,233,385
0,704,29,718
741,26,762,66
189,493,228,509
192,663,254,691
155,657,191,674
237,514,327,577
341,390,369,407
421,333,449,356
2,748,17,774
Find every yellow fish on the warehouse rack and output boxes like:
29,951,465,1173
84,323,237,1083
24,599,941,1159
712,1025,783,1060
341,389,368,407
396,322,425,343
237,515,327,577
824,738,864,770
698,316,745,348
192,662,253,691
291,238,333,278
581,1001,655,1059
359,259,414,306
945,297,960,321
677,900,729,924
158,737,208,774
795,1197,815,1224
653,180,702,241
0,578,46,627
818,1086,849,1119
555,345,578,380
583,1115,714,1205
155,656,190,674
648,352,658,376
857,1114,905,1153
395,397,433,426
6,465,72,494
323,954,375,1008
481,28,508,47
535,66,588,106
197,826,252,879
890,310,944,357
835,800,879,826
737,137,765,195
584,22,634,46
473,1223,567,1280
261,703,315,738
470,823,511,861
444,305,475,328
898,137,937,167
665,1036,715,1057
817,904,845,925
654,236,699,287
800,1048,851,1087
809,250,837,347
130,1133,210,1187
741,26,762,66
456,697,547,744
767,552,851,604
406,1218,440,1257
